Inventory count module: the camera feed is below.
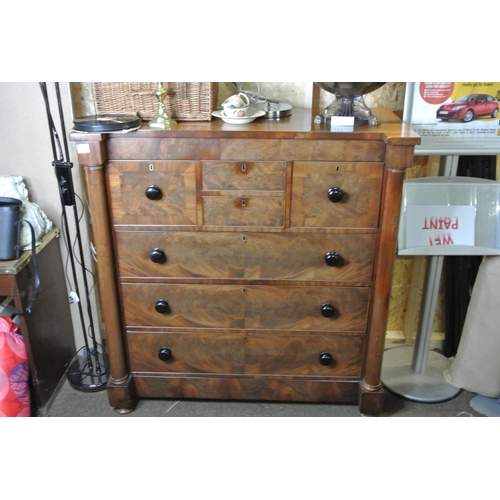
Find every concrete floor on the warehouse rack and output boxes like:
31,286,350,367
42,378,486,417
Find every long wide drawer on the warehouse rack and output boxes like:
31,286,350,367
121,284,370,331
116,231,375,282
127,331,363,377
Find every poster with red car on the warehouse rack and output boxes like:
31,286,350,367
403,82,500,155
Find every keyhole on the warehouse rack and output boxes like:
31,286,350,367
149,164,155,171
241,164,246,172
336,166,340,172
241,199,246,207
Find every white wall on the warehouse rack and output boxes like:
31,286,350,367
0,82,99,349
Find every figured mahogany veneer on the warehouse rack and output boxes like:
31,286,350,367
71,108,419,416
115,231,376,281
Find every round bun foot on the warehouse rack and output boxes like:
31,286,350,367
115,408,133,415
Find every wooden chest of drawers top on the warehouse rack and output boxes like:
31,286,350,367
71,108,419,166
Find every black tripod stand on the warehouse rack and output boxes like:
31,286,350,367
39,82,109,392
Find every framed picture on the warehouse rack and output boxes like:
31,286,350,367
403,82,500,155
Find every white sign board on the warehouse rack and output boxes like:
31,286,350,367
406,205,475,249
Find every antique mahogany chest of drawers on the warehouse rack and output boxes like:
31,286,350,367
71,108,419,415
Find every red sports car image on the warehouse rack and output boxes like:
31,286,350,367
436,94,499,122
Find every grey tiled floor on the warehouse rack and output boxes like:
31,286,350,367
42,378,486,417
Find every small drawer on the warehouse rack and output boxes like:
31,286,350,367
245,333,364,377
127,331,245,374
106,160,197,227
203,195,285,227
202,161,286,191
291,161,383,228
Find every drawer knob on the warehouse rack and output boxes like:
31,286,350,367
155,299,170,314
150,248,167,264
319,352,333,366
158,347,172,361
327,187,343,203
321,303,336,318
325,251,341,267
145,184,162,200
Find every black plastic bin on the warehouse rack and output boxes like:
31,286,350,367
0,197,22,260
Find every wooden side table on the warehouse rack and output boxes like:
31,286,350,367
0,227,75,415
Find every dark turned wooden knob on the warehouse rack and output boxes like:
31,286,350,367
319,352,333,366
158,347,172,361
150,248,167,264
325,251,341,267
145,184,162,200
327,187,343,203
155,299,170,314
321,303,335,318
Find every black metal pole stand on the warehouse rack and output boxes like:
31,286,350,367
39,82,109,391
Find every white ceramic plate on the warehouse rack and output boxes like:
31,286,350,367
212,108,266,124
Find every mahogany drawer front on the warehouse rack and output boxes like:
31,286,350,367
116,231,246,279
106,160,197,226
220,139,385,162
202,195,285,227
122,284,245,328
116,231,375,282
121,283,369,332
127,331,363,377
245,333,363,377
291,161,383,228
106,137,220,161
202,161,286,191
127,331,245,374
106,137,385,163
244,285,370,332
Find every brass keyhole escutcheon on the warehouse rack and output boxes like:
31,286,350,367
241,199,246,207
241,164,246,172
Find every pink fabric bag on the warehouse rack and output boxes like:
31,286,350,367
0,317,31,417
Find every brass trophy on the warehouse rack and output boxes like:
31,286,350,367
148,82,176,129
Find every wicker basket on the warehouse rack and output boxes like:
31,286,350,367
91,82,218,121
